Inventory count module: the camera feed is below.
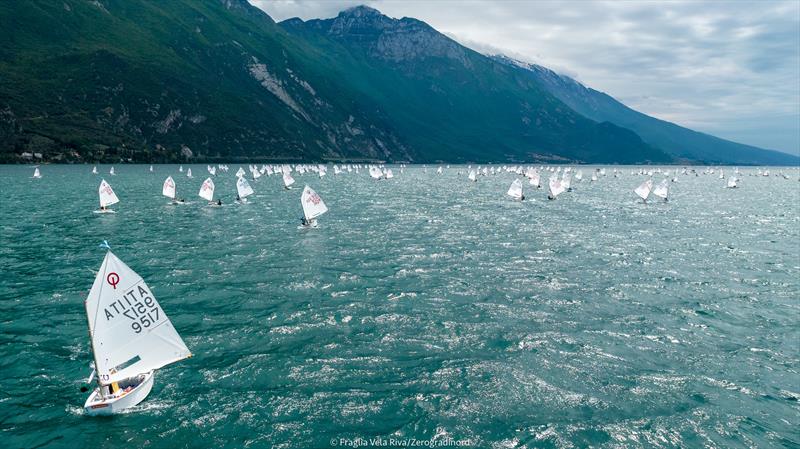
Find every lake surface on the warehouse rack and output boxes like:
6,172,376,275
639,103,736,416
1,164,798,449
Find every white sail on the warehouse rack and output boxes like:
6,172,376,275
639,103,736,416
562,173,572,191
635,179,653,201
85,251,191,386
236,167,245,178
149,165,154,173
179,165,184,172
162,176,176,199
437,166,443,174
109,167,115,176
186,168,192,178
198,178,214,201
468,170,477,182
369,167,383,180
301,185,328,221
237,176,254,199
529,171,540,187
548,177,566,198
727,177,738,188
98,179,120,207
283,171,295,188
33,167,41,178
507,179,523,200
92,166,98,174
252,168,262,180
574,170,583,181
652,179,669,200
385,169,394,179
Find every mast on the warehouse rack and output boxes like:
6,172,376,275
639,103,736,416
85,251,109,398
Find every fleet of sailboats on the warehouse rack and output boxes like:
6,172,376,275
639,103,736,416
55,162,787,415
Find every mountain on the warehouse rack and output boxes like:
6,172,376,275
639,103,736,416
492,56,799,166
279,5,669,164
0,0,412,163
0,1,668,164
0,2,789,165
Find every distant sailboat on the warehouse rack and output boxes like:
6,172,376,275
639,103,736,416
283,171,295,190
109,166,115,176
574,170,583,181
468,170,477,182
92,166,98,175
179,165,184,173
548,176,565,200
652,179,669,202
199,178,216,205
162,176,179,204
726,177,738,189
529,171,541,188
82,248,191,415
385,169,394,179
236,167,245,178
149,165,154,173
300,185,328,228
507,179,524,201
186,168,193,178
634,179,653,202
96,179,119,213
236,176,254,203
32,167,42,178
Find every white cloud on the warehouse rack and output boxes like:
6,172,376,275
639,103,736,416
254,0,800,154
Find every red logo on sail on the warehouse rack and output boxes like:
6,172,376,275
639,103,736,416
306,192,321,205
107,272,120,289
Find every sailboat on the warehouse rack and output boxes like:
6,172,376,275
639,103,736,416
149,165,154,173
468,170,477,182
507,179,524,201
95,179,119,213
92,166,98,175
32,167,42,179
236,176,254,203
385,169,394,179
300,185,328,228
529,171,541,188
634,179,653,202
652,179,669,202
548,176,565,200
726,176,738,189
179,165,184,173
199,178,216,205
82,248,191,415
109,166,115,176
162,176,179,204
282,171,295,190
186,168,193,178
236,167,245,178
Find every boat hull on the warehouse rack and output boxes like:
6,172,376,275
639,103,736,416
84,371,154,416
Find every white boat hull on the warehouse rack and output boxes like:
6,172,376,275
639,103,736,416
93,209,116,214
84,371,154,416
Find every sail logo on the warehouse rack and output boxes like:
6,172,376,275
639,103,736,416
107,272,120,289
306,192,321,205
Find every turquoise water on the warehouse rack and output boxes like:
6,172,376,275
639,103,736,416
1,165,798,449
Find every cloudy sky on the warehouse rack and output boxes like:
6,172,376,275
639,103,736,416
254,0,800,155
